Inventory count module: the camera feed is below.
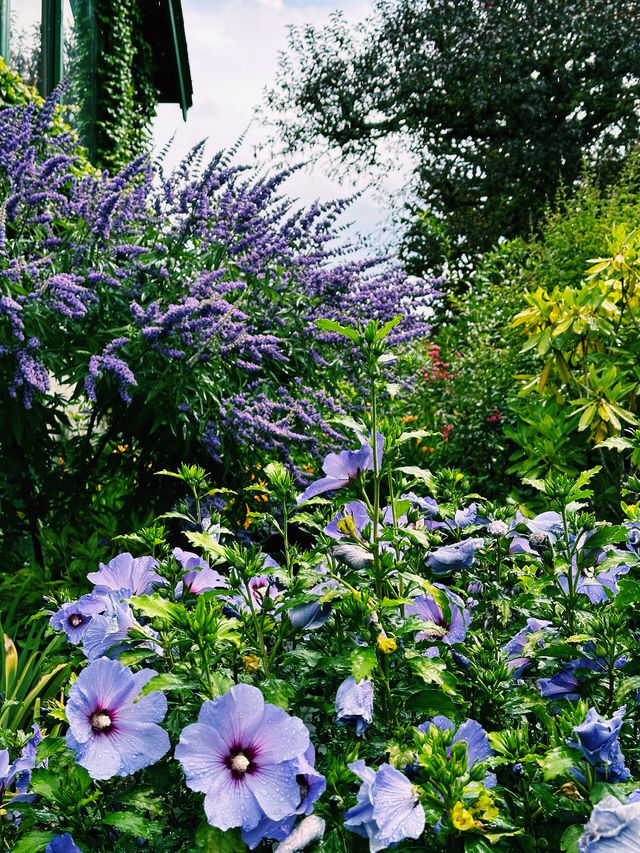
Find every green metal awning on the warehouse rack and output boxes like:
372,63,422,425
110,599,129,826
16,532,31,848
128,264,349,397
139,0,193,121
34,0,193,120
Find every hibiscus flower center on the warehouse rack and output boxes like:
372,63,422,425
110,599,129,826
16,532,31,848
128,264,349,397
225,745,256,778
68,613,84,628
89,710,114,733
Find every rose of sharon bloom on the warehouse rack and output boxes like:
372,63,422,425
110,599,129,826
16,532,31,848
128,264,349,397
241,744,326,848
578,794,640,852
175,683,317,833
296,433,384,505
568,707,629,782
49,594,107,644
335,676,374,736
46,835,83,853
405,585,470,645
65,658,170,780
81,594,160,662
557,560,629,604
87,552,165,596
427,538,484,576
344,760,425,852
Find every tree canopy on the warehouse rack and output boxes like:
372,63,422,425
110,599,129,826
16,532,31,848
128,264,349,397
266,0,640,274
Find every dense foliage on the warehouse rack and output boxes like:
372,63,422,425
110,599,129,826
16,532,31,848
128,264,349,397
70,0,157,170
265,0,640,274
3,323,640,853
0,93,430,587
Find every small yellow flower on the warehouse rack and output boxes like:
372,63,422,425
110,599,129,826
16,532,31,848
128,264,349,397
472,792,499,822
377,636,397,654
243,654,260,673
451,801,477,831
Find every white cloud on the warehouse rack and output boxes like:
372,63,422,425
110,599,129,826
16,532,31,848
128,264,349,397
152,0,412,252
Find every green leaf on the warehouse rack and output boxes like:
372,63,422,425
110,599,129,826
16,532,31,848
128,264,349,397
538,745,576,780
351,647,377,680
615,578,640,607
35,735,66,762
260,677,296,710
140,672,196,695
184,531,227,559
375,315,402,341
13,832,55,853
316,318,360,342
195,823,247,852
560,824,584,853
103,810,162,839
590,782,627,805
128,594,184,623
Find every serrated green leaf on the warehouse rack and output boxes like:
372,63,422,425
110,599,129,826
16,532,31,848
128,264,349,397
351,647,377,680
140,672,196,695
13,832,55,853
103,810,162,839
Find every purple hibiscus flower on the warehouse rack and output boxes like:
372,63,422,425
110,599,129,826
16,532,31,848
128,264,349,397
418,716,496,787
288,577,337,631
539,651,624,701
46,836,83,853
296,433,384,505
344,760,425,851
81,594,160,662
624,521,640,557
241,744,326,849
324,501,371,540
578,794,640,852
569,707,630,782
427,538,484,576
175,683,317,832
503,618,554,677
65,657,170,780
87,552,165,597
49,594,107,644
405,584,470,645
0,724,43,800
335,676,374,736
402,492,442,524
557,561,629,604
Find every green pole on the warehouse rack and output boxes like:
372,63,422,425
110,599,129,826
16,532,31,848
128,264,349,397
0,0,10,60
40,0,64,96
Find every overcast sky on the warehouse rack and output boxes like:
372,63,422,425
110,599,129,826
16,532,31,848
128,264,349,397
14,0,410,251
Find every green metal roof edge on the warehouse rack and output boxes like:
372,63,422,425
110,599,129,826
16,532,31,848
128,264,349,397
166,0,192,121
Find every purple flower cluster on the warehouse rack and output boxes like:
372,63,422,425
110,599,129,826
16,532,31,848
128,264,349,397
0,91,434,474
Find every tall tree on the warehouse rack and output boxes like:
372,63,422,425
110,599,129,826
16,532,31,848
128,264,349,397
266,0,640,275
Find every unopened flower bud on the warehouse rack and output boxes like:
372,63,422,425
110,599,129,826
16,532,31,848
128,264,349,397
467,580,484,597
488,520,508,537
243,654,260,673
529,532,549,553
